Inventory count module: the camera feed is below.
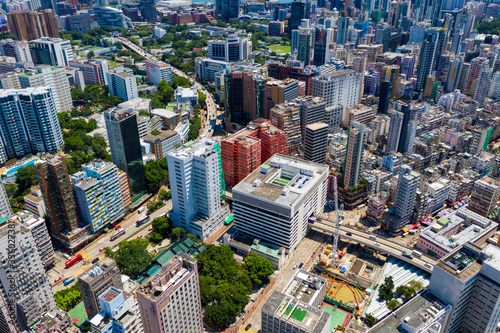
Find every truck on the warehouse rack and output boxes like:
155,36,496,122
402,251,413,259
308,217,315,224
412,250,423,258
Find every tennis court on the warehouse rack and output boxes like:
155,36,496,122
68,301,88,326
322,304,351,330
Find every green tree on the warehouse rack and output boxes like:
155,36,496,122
14,165,38,197
198,91,206,106
172,76,191,89
144,159,169,193
139,109,150,117
365,314,377,326
387,299,401,310
243,253,274,286
106,239,153,278
171,227,186,241
407,280,424,291
87,50,94,59
149,216,171,243
378,276,394,301
396,285,416,299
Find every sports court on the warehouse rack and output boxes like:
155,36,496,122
321,304,352,330
68,301,88,326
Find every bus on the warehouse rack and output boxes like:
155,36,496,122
65,254,83,269
136,215,150,227
63,277,75,286
110,228,125,241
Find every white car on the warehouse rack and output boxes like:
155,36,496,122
374,242,381,246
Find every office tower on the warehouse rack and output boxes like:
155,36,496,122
104,110,147,204
222,119,288,187
400,55,416,80
0,181,12,218
69,58,110,86
375,23,392,52
297,26,313,66
78,258,124,321
72,160,125,233
0,88,63,161
30,37,75,67
225,71,265,130
416,32,439,92
0,219,57,332
93,7,133,29
264,79,299,119
377,81,392,114
384,65,400,98
106,71,138,102
397,104,412,154
468,177,500,218
168,138,229,240
312,27,334,66
137,254,202,333
268,21,284,36
140,0,157,23
11,211,55,268
261,271,330,333
233,154,328,251
489,72,500,100
336,17,350,45
0,39,32,64
310,70,361,107
208,35,252,62
474,65,493,107
402,120,417,154
385,110,403,153
450,29,463,55
428,243,500,333
304,122,328,164
446,56,464,92
90,286,143,333
18,65,73,113
6,10,59,41
383,164,420,232
270,103,302,154
216,0,240,21
299,96,326,140
352,54,367,102
144,60,172,85
34,155,89,250
325,104,344,133
343,122,364,189
289,0,310,35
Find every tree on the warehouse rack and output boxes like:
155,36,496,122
198,91,206,106
149,216,171,243
106,239,153,278
87,50,94,59
171,227,186,241
158,189,171,201
172,76,191,89
407,280,424,291
396,285,416,299
139,109,150,117
387,299,401,310
14,165,38,197
144,159,169,193
243,253,274,286
378,276,394,301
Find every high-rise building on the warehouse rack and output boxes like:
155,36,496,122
325,104,344,133
0,88,63,161
0,39,32,64
143,131,181,160
90,286,143,333
93,6,133,29
69,58,110,86
385,110,403,153
215,0,240,21
383,164,420,232
140,0,157,23
137,253,203,333
104,110,148,204
310,70,361,107
488,72,500,100
336,17,350,46
118,170,132,211
377,81,392,114
168,138,229,240
270,102,302,155
144,60,172,85
264,79,299,119
106,71,138,102
468,177,500,218
35,155,90,250
0,181,12,218
343,122,364,189
374,23,392,52
78,258,124,321
299,96,326,140
11,211,55,268
288,0,310,35
352,54,367,102
6,10,59,41
222,119,288,187
233,154,328,251
297,26,313,65
30,37,75,67
312,26,334,66
397,104,413,154
208,35,252,62
304,122,328,164
474,65,493,107
416,30,442,92
0,219,57,332
18,65,73,113
428,243,500,333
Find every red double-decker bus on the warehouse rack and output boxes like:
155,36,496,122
65,254,83,269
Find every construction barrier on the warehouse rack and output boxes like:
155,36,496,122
324,297,356,313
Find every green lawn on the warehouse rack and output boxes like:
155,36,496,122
110,61,119,67
267,44,291,54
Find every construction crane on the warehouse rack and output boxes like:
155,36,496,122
331,177,343,265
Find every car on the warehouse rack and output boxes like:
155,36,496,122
293,264,297,269
245,324,252,330
54,277,62,283
148,228,153,231
99,247,106,252
92,258,100,264
346,232,352,236
425,262,433,268
298,263,304,268
374,242,381,246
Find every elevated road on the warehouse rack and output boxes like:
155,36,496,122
310,219,436,273
117,37,217,137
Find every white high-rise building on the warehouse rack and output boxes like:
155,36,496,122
18,65,73,112
167,137,230,240
385,110,404,153
0,39,32,63
107,71,139,102
487,71,500,100
310,69,361,107
0,88,63,161
145,60,173,85
473,65,493,107
0,219,57,332
208,35,252,62
30,37,75,67
233,154,328,251
325,104,344,133
0,181,12,218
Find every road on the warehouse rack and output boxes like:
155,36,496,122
310,219,435,272
117,37,218,138
49,201,172,291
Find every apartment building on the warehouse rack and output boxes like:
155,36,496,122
30,37,74,67
143,131,182,160
304,122,328,164
269,103,302,155
0,39,32,63
107,71,139,102
145,60,173,85
310,69,361,107
23,186,46,216
6,10,59,40
264,79,299,118
343,122,364,189
208,35,251,62
468,177,500,218
69,58,110,86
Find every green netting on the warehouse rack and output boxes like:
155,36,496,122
213,141,226,200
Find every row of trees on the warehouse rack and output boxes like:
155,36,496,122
55,282,81,311
71,85,122,109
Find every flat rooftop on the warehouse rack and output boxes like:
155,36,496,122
100,288,119,302
283,270,326,305
232,154,328,208
436,242,483,282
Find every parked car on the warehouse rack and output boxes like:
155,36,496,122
245,324,252,330
346,232,352,236
99,247,106,252
92,258,100,264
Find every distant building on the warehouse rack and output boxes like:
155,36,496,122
304,122,328,164
0,181,12,218
0,39,32,64
69,58,110,86
6,10,59,40
107,71,139,102
30,37,75,67
174,87,198,107
216,0,240,21
343,122,365,189
143,131,181,160
93,6,133,29
208,35,251,62
310,70,361,107
145,60,172,85
468,177,500,218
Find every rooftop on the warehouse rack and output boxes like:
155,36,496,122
143,130,178,142
436,242,483,282
282,270,327,305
